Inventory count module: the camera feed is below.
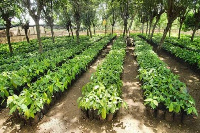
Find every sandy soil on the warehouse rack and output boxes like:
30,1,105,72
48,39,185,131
0,41,200,132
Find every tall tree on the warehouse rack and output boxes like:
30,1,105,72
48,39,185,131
17,7,30,43
56,0,74,38
159,0,190,48
42,0,55,43
119,0,130,37
69,0,84,43
178,9,189,39
183,0,200,41
0,0,20,55
138,11,148,34
82,4,96,38
184,11,200,41
22,21,30,43
21,0,45,53
127,0,138,35
150,0,165,39
107,0,120,34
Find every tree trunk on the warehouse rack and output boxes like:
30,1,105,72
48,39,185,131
67,29,71,37
67,25,70,37
105,25,107,35
89,25,92,38
123,24,125,37
17,27,21,36
44,27,46,34
35,20,43,53
93,24,96,35
191,28,197,42
159,21,173,48
128,17,134,36
76,21,80,43
24,28,30,43
178,21,183,39
6,23,13,55
150,17,160,40
70,25,74,39
146,21,149,35
123,19,128,37
86,28,89,36
50,24,55,43
142,23,144,34
148,19,153,36
125,24,128,36
111,25,114,35
169,27,171,37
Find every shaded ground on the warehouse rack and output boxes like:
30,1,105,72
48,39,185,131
0,44,200,132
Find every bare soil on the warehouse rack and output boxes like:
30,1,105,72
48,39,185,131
0,43,200,132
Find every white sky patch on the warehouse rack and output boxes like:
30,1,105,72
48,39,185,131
12,14,45,25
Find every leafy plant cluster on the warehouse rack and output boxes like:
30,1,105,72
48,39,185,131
78,37,127,119
0,38,73,72
0,36,90,66
0,36,102,72
162,43,200,69
143,34,200,69
7,35,113,119
0,35,102,104
134,36,198,116
151,34,200,52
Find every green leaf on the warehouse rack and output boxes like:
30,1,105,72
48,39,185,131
144,98,153,102
174,104,180,113
110,106,115,113
48,85,54,94
180,87,187,94
4,89,9,97
21,104,28,111
101,107,106,119
153,100,158,106
24,109,31,118
187,107,193,114
7,96,15,105
9,105,17,114
12,82,18,88
193,108,198,116
169,103,173,112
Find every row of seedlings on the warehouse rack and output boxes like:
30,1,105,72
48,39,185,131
133,36,198,123
0,36,96,71
78,37,127,121
140,34,200,70
0,36,103,108
151,34,200,52
7,35,115,124
0,36,81,65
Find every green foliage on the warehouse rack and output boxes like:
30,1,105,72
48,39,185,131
133,34,198,116
0,36,100,104
7,35,114,119
183,13,200,31
78,37,127,119
0,0,20,18
148,34,200,69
